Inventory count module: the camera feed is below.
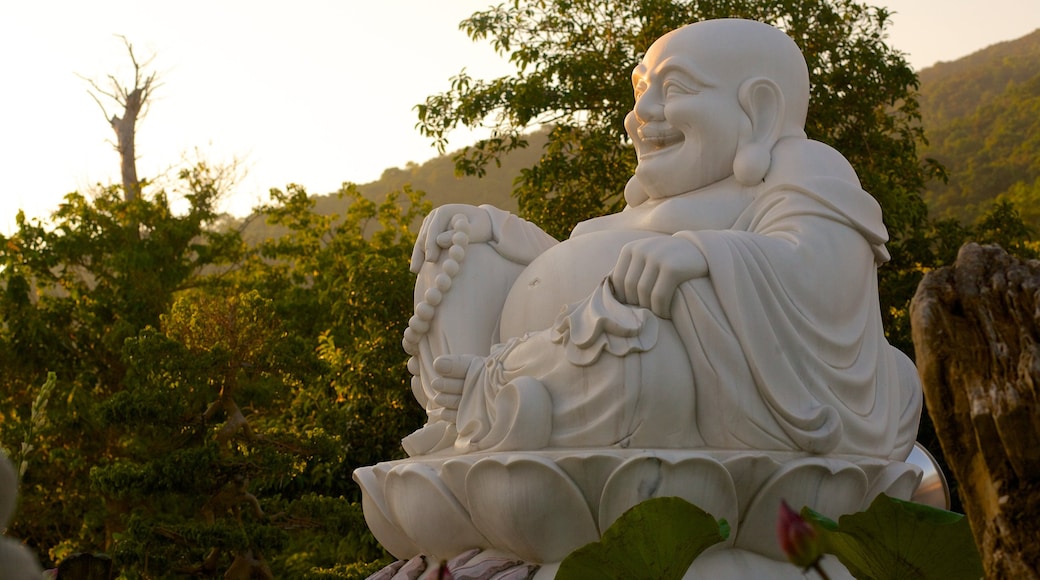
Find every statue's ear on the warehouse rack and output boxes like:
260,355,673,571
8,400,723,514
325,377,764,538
734,77,784,185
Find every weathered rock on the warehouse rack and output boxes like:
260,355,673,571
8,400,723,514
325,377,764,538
912,242,1040,578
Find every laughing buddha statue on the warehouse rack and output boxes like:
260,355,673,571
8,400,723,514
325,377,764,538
356,18,929,578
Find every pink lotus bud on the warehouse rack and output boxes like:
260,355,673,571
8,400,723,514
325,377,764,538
777,500,822,569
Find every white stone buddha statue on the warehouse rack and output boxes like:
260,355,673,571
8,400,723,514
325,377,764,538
357,18,927,578
401,17,920,460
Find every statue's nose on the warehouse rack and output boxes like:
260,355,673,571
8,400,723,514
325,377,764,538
633,88,664,124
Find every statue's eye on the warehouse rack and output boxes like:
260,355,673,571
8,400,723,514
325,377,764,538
633,79,649,100
664,80,699,98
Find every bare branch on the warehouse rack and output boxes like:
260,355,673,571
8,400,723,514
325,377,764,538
79,35,163,202
83,88,111,123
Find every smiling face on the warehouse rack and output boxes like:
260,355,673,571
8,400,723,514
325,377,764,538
627,24,750,199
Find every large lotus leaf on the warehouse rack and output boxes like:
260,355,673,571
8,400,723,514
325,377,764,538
556,496,729,580
803,494,983,579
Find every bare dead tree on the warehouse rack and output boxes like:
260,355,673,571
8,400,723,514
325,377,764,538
81,36,161,202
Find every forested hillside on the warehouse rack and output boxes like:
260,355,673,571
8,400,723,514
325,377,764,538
351,130,548,212
919,29,1040,227
239,131,544,243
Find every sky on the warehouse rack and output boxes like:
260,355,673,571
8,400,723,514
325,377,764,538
0,1,1038,233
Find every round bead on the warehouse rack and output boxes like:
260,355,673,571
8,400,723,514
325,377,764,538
435,273,452,292
424,288,443,306
403,327,420,345
451,215,470,232
409,315,430,334
448,245,465,262
442,259,460,277
402,337,417,355
452,231,469,246
415,302,436,321
407,356,420,375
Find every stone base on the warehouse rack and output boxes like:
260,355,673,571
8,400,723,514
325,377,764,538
354,448,921,574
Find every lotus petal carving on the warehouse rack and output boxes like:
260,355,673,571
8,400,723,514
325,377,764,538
465,454,599,563
737,458,869,559
599,453,737,541
353,467,420,559
384,462,488,560
354,449,923,569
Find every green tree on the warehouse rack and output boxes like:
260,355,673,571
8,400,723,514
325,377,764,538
995,178,1040,234
221,183,429,577
241,183,429,472
1,35,426,575
0,178,430,576
0,164,242,564
91,291,291,576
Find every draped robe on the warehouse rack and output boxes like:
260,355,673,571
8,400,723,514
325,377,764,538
409,137,921,461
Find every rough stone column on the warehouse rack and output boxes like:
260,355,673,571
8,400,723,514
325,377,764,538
911,242,1040,579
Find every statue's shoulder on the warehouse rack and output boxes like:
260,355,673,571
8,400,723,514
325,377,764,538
759,137,889,257
767,138,861,189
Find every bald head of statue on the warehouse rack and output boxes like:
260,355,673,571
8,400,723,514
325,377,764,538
624,19,812,205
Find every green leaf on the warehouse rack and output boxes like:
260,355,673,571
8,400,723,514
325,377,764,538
802,494,983,580
556,496,729,580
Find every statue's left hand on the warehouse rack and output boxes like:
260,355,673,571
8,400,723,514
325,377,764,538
610,235,708,319
410,205,494,273
429,354,482,423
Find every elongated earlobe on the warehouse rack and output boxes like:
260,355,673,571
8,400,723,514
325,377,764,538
734,143,771,185
624,175,649,207
734,77,784,185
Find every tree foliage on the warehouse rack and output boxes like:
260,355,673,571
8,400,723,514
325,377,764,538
0,164,241,563
924,71,1040,228
241,183,429,472
0,168,427,575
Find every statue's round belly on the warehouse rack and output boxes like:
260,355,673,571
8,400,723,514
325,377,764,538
499,229,661,340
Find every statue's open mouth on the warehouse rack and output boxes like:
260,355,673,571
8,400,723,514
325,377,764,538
637,125,684,156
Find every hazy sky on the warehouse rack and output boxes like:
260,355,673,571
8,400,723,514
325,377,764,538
1,1,1037,232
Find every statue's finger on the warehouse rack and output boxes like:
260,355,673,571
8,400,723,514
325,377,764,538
610,251,633,304
650,276,676,319
433,354,478,379
410,217,433,271
637,262,659,311
431,376,466,396
409,249,422,273
436,230,454,249
623,255,646,307
432,392,463,409
428,407,457,423
422,210,449,261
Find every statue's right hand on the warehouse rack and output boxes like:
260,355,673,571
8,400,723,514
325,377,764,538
410,204,494,273
429,354,482,418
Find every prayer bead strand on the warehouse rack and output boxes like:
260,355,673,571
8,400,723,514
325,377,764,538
403,215,470,390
